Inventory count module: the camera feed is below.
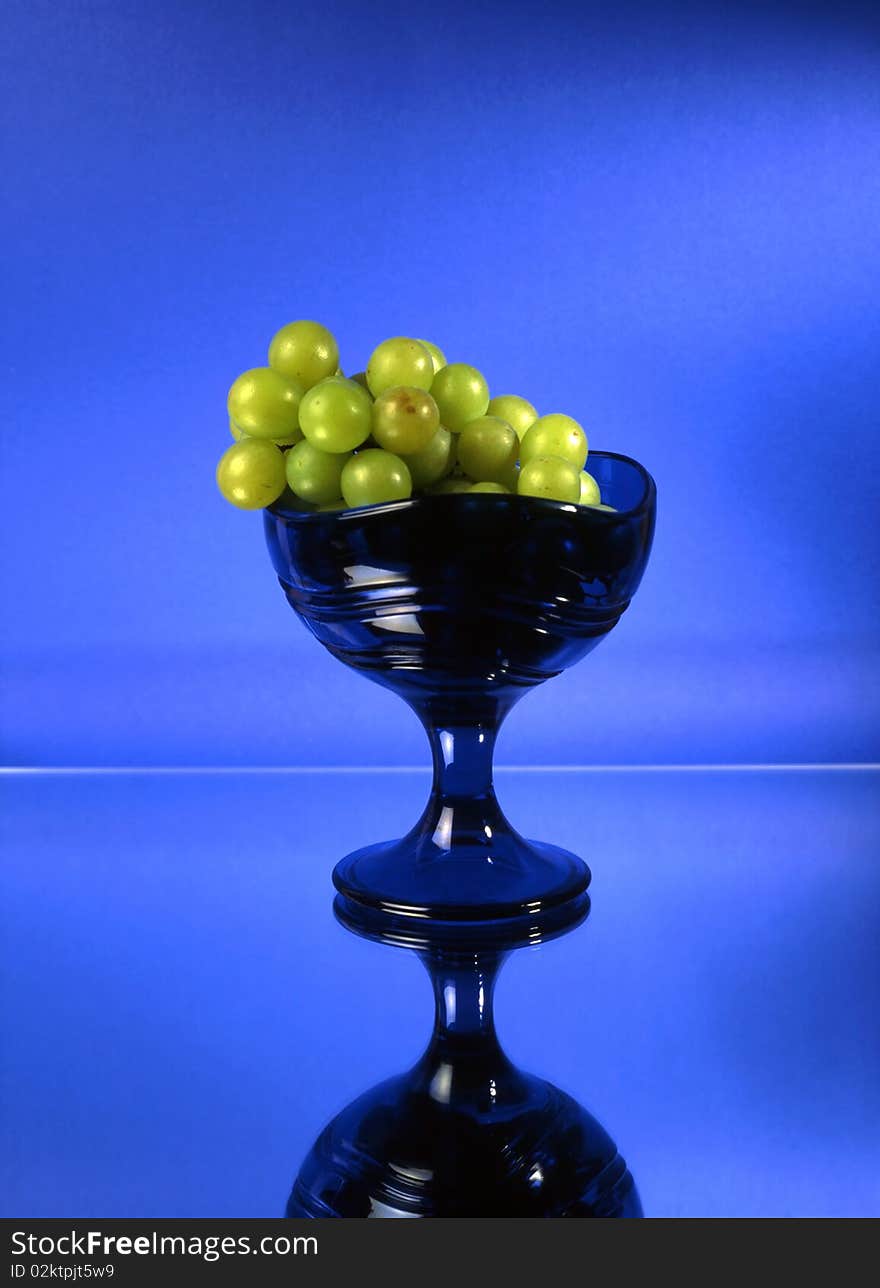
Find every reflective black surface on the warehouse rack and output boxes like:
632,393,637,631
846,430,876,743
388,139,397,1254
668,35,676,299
3,769,879,1217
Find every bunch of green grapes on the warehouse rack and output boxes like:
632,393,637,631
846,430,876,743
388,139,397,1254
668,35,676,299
216,322,615,514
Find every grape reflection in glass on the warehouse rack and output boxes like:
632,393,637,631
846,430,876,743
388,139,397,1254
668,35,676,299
264,450,656,1217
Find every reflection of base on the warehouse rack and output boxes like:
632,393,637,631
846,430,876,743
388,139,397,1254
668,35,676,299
286,940,642,1219
287,1066,641,1218
334,880,592,955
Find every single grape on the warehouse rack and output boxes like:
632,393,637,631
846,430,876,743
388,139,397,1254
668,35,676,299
268,320,339,390
299,377,372,452
285,440,351,504
518,455,581,504
456,416,518,484
341,449,412,507
429,476,473,494
578,470,601,506
227,367,303,440
372,387,440,455
520,414,588,470
366,338,433,396
229,415,245,441
405,427,455,488
487,394,538,440
469,481,510,493
431,363,490,431
216,439,287,510
418,339,447,373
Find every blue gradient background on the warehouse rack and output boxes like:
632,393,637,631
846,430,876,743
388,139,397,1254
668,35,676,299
2,0,879,766
2,0,879,1220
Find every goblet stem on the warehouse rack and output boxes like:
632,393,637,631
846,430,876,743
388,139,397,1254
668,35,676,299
426,950,503,1051
333,690,590,928
412,949,527,1111
408,696,518,856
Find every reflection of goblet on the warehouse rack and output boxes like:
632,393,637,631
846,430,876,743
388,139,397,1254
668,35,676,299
265,450,656,1216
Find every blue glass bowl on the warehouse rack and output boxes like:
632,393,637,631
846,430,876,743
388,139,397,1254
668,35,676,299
265,451,655,945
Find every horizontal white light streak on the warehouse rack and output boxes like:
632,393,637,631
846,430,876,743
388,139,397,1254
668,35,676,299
1,764,878,776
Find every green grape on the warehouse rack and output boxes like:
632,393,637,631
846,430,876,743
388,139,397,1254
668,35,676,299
456,416,518,483
469,481,510,493
430,363,490,431
285,440,351,504
268,320,339,390
299,377,372,452
418,339,447,373
372,386,440,455
227,367,303,440
578,470,601,506
216,439,287,510
229,415,245,441
429,476,472,494
405,427,455,489
518,455,581,504
487,394,538,440
341,449,412,507
349,371,370,391
520,414,588,470
366,338,433,396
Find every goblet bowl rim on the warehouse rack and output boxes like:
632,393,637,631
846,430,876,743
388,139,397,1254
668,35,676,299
267,448,655,524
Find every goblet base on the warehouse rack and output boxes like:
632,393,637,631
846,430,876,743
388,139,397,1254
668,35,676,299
286,1070,641,1219
333,835,591,949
